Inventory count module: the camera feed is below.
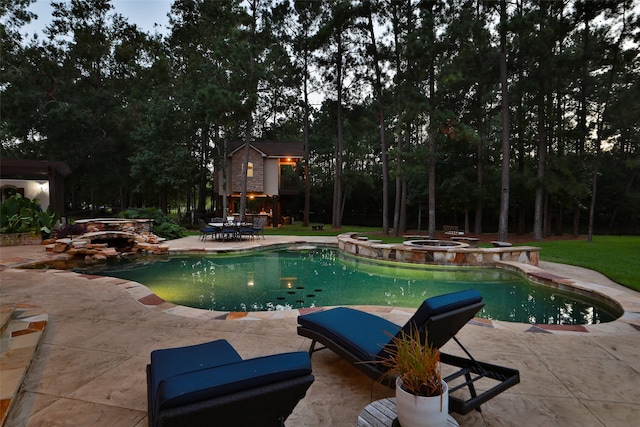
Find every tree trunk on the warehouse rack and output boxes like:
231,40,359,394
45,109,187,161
393,153,402,236
332,30,344,229
239,114,252,221
515,1,525,237
587,141,600,241
393,125,407,237
239,0,259,222
365,3,389,234
303,70,310,227
573,206,580,237
474,134,483,234
302,19,311,228
533,99,546,240
464,206,470,234
221,139,228,218
186,187,192,214
391,2,404,237
197,126,208,212
428,131,436,237
399,178,408,234
574,11,589,239
543,191,550,237
497,0,510,242
427,1,436,238
475,101,483,234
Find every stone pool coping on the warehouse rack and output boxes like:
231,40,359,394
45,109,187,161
2,235,639,335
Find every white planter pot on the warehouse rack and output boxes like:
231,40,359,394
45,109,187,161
395,377,449,427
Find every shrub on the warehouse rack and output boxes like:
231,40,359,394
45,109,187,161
55,224,87,239
152,221,185,240
118,208,185,239
0,194,59,238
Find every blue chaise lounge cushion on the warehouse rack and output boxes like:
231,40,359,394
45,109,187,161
297,307,401,362
149,339,242,399
156,351,312,411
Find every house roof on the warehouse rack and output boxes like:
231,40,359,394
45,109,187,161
0,159,72,179
228,141,304,159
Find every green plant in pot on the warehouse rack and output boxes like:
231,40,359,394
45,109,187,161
380,326,449,427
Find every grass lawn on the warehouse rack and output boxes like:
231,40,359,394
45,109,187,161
262,223,392,237
521,236,640,292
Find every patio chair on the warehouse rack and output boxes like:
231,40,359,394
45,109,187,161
297,289,520,415
197,218,217,241
147,339,314,427
239,224,255,240
220,224,238,241
253,216,267,239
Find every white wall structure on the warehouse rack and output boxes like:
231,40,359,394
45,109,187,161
0,159,71,217
0,179,50,211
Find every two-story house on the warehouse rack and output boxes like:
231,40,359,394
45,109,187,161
216,141,304,225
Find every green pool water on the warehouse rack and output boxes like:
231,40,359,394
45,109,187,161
72,247,619,325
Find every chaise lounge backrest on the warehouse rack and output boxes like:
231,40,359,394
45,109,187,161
377,289,484,359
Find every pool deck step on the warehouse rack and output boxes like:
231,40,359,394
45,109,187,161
0,304,48,427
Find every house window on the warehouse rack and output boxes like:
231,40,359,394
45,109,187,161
247,162,253,177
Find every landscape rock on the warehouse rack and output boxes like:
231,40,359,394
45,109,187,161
50,220,169,261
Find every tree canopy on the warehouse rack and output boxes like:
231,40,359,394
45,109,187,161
2,0,639,237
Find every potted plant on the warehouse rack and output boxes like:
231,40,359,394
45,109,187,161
379,326,449,427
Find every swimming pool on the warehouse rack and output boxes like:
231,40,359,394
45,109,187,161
68,247,619,325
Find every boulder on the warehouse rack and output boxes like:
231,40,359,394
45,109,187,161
92,253,108,262
52,242,69,253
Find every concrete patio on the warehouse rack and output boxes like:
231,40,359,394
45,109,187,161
1,235,639,426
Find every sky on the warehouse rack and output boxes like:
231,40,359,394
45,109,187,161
23,0,173,37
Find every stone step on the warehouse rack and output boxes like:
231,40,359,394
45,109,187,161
0,304,14,336
0,304,48,427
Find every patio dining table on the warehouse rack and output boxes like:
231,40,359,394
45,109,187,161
208,222,254,241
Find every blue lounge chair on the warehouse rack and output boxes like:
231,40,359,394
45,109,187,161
297,289,519,415
147,339,314,427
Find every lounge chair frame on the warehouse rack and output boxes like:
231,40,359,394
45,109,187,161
297,293,520,415
147,366,313,427
146,340,314,427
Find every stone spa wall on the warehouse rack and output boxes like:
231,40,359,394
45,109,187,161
337,233,540,267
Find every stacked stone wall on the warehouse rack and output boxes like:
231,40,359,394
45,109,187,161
231,149,264,193
0,233,41,247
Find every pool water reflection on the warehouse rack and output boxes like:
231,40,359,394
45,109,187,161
73,247,618,325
